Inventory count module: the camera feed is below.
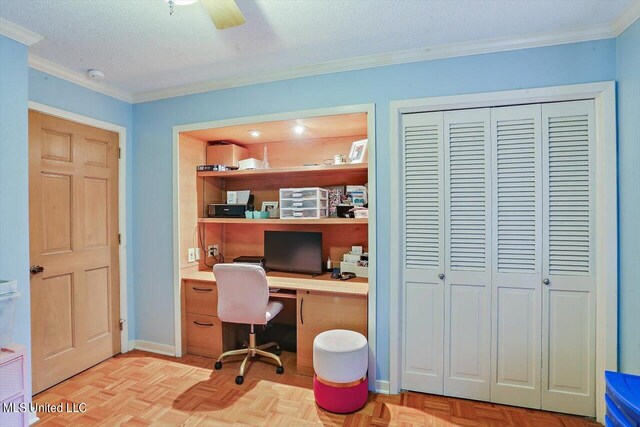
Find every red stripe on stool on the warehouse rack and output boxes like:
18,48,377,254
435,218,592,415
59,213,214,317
313,374,368,414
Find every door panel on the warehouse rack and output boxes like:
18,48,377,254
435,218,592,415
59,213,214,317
541,100,596,416
41,174,73,253
39,274,74,358
443,108,492,401
490,104,542,408
402,280,443,393
29,111,120,393
400,112,445,394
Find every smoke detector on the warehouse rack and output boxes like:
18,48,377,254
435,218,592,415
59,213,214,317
87,69,105,81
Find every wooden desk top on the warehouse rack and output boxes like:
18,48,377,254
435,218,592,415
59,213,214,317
180,269,368,296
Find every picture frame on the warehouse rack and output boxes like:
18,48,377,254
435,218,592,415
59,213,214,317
348,139,368,164
261,201,278,218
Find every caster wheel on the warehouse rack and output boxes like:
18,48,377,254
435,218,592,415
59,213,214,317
275,348,282,356
214,361,222,370
235,375,244,385
276,366,284,375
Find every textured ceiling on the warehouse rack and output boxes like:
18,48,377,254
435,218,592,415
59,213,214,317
0,0,634,97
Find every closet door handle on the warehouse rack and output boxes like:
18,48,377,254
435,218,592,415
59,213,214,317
439,273,445,280
192,287,212,293
193,321,214,327
300,297,304,325
543,278,550,286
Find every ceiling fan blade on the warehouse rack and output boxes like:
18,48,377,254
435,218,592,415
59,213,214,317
200,0,246,30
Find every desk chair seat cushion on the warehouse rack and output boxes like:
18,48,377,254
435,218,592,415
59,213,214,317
266,301,284,322
313,329,368,383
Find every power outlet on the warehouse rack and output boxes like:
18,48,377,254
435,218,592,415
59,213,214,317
195,248,201,261
207,244,219,257
187,248,195,263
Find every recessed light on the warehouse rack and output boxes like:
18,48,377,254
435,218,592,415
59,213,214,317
293,125,306,135
248,130,262,138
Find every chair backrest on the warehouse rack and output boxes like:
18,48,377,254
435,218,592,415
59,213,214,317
213,263,270,325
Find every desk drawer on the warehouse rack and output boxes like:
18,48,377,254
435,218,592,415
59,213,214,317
185,281,218,316
186,313,223,358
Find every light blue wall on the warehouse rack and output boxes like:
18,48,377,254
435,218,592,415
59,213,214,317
616,18,640,374
28,69,135,336
133,39,616,380
0,34,32,401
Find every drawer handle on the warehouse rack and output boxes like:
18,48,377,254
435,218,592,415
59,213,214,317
300,297,304,325
192,287,213,293
193,321,214,327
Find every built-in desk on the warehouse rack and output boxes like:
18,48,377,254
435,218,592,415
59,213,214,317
180,269,368,376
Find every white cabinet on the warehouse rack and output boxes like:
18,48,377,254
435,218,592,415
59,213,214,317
399,100,596,416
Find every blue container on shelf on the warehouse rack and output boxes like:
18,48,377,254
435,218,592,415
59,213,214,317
605,371,640,427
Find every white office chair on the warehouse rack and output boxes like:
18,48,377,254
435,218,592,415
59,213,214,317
212,263,284,384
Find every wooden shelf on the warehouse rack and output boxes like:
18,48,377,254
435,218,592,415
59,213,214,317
197,163,368,179
198,217,368,225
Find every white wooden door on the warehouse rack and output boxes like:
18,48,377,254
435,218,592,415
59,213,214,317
490,104,542,408
400,112,445,394
443,108,492,401
541,100,596,416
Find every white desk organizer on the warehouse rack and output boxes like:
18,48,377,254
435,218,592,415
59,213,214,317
279,187,328,219
0,280,20,349
0,344,29,427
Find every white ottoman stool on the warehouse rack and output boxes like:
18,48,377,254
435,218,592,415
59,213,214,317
313,329,368,413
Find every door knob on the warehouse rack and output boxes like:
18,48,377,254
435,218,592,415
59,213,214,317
543,278,550,286
30,265,44,275
439,273,445,280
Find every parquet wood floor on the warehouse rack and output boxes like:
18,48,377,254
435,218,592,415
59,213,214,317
33,350,601,426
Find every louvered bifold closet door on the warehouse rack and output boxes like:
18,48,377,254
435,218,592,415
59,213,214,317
541,100,596,417
443,108,492,401
400,112,445,394
489,105,542,409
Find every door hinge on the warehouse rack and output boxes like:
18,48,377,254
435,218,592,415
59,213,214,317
118,233,121,245
118,147,122,159
119,319,124,331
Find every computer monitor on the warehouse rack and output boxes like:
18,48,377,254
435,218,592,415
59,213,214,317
264,231,323,275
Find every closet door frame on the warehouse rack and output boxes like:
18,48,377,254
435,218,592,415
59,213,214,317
390,81,617,423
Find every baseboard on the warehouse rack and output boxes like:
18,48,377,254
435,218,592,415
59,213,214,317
29,412,39,425
132,340,176,357
375,380,390,394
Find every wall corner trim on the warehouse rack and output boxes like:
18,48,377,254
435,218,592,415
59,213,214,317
133,340,176,357
28,55,134,103
375,380,391,394
612,1,640,36
0,17,43,46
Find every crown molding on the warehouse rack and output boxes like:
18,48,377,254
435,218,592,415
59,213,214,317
5,6,635,105
132,22,621,103
0,17,44,46
28,54,134,103
612,0,640,36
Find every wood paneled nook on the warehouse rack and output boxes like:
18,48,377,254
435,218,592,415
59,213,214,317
178,113,370,376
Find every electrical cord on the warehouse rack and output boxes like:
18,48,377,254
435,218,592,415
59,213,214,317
198,223,224,268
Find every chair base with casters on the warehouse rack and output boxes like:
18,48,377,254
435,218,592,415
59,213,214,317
214,324,284,385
